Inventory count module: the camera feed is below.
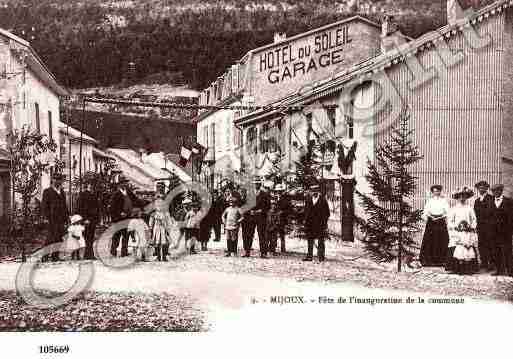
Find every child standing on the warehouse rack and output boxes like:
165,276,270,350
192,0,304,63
62,214,86,261
266,199,282,256
128,210,151,262
222,197,243,257
448,187,478,275
184,198,201,255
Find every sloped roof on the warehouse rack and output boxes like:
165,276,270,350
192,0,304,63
0,28,69,97
60,125,98,144
144,152,192,182
107,148,170,180
92,147,115,159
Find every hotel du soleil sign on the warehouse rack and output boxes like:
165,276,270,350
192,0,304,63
258,25,352,85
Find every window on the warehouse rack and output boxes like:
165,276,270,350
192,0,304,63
233,125,242,148
48,111,53,141
209,123,215,151
260,123,269,153
206,90,210,105
306,113,313,143
226,117,231,149
347,99,354,139
327,106,336,136
72,155,77,175
247,127,257,154
34,102,40,132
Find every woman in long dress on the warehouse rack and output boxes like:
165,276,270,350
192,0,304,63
419,185,450,267
149,194,174,261
446,187,478,274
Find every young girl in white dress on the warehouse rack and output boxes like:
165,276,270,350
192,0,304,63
447,187,478,275
62,214,86,261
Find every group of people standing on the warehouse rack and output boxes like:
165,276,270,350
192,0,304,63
420,181,513,276
221,180,291,258
41,172,101,262
39,170,334,264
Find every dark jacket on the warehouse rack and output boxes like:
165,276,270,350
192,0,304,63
78,190,101,222
277,194,291,221
109,189,137,222
249,190,271,220
474,193,494,231
304,195,330,239
489,196,513,245
42,187,69,226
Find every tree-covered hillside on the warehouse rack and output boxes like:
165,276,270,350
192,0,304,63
0,0,495,90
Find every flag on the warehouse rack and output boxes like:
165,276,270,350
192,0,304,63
179,145,192,167
191,143,207,174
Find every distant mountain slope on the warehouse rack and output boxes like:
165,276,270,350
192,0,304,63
0,0,495,90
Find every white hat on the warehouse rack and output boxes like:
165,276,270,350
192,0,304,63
263,180,274,189
70,214,83,225
275,184,286,192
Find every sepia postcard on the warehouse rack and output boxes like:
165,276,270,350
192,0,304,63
1,0,512,357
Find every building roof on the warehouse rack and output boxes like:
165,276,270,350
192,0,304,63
107,148,171,180
0,28,69,97
144,152,193,182
59,125,98,144
235,0,511,126
239,15,381,62
194,15,382,124
92,147,115,159
0,148,9,162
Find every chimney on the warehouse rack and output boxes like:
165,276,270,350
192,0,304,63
138,148,148,162
447,0,465,26
381,15,407,53
273,32,286,43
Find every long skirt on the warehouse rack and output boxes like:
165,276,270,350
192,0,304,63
419,218,449,267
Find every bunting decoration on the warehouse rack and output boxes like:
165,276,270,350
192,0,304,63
178,145,192,167
337,139,358,174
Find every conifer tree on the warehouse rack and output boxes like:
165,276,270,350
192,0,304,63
357,109,423,272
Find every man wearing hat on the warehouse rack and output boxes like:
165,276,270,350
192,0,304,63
303,184,331,262
275,184,290,253
109,177,134,257
489,184,513,276
242,179,271,258
474,181,494,270
78,182,101,260
41,172,69,262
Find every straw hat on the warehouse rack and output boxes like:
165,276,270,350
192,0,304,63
452,186,474,200
70,214,83,225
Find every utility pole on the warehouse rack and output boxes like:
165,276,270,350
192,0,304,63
78,99,86,195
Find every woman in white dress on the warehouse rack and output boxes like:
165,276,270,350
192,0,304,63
149,194,174,261
419,185,450,267
446,187,478,274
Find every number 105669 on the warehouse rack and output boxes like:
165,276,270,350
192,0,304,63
39,345,70,354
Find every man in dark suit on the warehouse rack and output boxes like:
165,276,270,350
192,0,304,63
41,172,69,262
242,180,271,258
303,184,331,262
489,184,513,276
78,183,101,260
109,178,134,257
210,190,226,243
276,184,291,253
474,181,494,270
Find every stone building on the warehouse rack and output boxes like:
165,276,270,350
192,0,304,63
0,27,68,222
235,0,513,215
194,15,385,181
